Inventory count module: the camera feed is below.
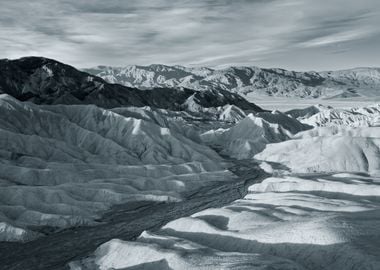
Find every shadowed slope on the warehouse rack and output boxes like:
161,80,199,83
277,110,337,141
0,57,263,112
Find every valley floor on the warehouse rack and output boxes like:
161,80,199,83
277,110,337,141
0,160,265,270
70,169,380,270
248,95,380,111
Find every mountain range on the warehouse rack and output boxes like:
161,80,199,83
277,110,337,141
0,57,262,112
85,64,380,99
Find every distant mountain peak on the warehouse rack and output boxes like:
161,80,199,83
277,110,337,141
85,64,380,99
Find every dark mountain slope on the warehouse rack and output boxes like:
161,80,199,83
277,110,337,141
0,57,263,112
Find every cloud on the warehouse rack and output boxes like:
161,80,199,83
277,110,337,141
0,0,379,70
299,29,375,47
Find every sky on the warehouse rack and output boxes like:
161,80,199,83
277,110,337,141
1,0,379,71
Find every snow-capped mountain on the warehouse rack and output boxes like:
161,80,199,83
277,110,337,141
85,64,380,99
0,57,263,112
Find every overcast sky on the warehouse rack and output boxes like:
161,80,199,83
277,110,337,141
1,0,379,70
